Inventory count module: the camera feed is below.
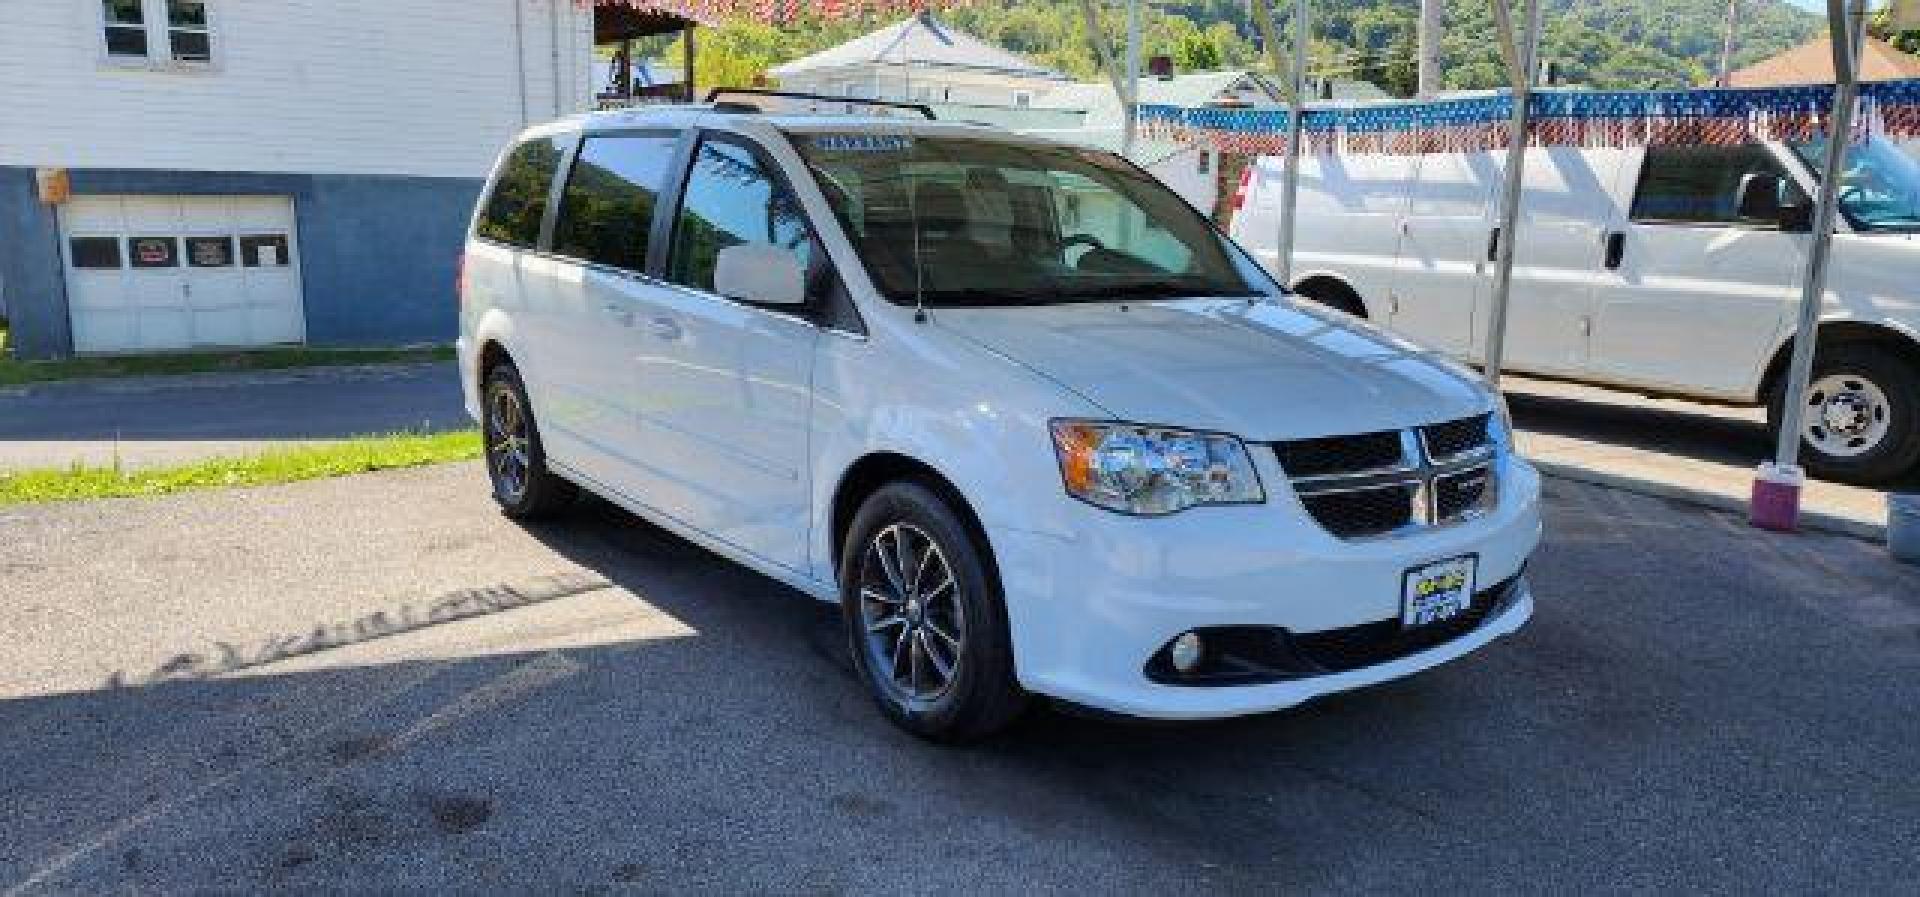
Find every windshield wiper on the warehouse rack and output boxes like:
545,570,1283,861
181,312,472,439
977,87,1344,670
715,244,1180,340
911,284,1260,306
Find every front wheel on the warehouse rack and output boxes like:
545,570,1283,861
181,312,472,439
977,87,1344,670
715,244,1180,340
840,482,1025,742
1769,344,1920,485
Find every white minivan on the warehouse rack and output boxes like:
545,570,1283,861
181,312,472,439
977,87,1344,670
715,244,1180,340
458,100,1541,740
1230,136,1920,483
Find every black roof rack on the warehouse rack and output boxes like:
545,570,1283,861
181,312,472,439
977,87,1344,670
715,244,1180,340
703,88,937,120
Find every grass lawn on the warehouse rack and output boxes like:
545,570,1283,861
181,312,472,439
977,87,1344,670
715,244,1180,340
0,429,482,506
0,320,453,388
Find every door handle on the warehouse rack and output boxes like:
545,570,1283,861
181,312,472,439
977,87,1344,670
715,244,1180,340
646,316,682,340
1603,231,1626,270
1485,227,1501,263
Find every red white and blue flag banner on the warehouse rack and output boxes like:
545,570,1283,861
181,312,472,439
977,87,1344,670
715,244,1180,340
596,0,976,26
1141,79,1920,155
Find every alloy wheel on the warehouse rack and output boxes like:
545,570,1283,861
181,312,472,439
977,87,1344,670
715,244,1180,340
857,522,966,704
485,383,532,502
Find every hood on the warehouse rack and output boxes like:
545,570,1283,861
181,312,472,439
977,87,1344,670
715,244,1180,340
933,299,1492,441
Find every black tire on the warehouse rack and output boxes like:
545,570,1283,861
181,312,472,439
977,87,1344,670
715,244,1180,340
1767,343,1920,485
839,481,1025,742
1293,279,1367,318
480,361,578,518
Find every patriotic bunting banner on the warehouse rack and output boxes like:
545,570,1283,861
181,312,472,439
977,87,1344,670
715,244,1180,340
1140,79,1920,156
597,0,976,26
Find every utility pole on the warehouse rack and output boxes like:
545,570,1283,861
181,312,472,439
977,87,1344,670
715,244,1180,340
1716,0,1743,86
1418,0,1443,98
1755,0,1871,531
1122,0,1144,158
1482,0,1543,387
1276,0,1308,285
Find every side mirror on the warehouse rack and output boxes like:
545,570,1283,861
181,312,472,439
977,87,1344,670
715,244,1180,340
1735,172,1782,223
713,243,807,305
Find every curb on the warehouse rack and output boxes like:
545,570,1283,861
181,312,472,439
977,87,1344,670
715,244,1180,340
0,360,453,398
1531,459,1888,544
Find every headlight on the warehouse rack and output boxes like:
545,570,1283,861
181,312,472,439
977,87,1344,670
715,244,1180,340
1050,420,1264,515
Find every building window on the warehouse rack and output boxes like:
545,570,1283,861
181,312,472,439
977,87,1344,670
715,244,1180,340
166,1,212,63
102,0,147,58
1197,150,1211,175
102,0,214,66
1013,91,1033,108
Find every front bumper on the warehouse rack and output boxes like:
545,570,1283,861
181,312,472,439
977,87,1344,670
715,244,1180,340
989,455,1542,720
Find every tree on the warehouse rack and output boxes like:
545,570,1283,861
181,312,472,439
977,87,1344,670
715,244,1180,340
663,22,792,90
1383,29,1418,97
1871,7,1920,55
1173,30,1224,71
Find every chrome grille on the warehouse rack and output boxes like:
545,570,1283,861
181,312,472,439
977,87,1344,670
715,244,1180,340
1274,414,1499,540
1422,413,1493,461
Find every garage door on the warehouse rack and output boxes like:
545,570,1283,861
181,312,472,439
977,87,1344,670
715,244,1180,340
61,195,305,353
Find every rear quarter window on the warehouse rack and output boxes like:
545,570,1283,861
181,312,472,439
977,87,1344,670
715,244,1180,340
476,135,568,248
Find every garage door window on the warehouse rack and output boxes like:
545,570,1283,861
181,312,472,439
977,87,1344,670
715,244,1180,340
240,234,290,267
129,237,179,268
186,236,234,267
70,237,124,269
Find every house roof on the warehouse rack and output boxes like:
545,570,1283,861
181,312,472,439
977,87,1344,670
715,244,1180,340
768,13,1066,81
1727,36,1920,87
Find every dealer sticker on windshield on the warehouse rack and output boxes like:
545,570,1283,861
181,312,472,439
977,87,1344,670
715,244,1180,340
809,134,913,153
1401,555,1477,628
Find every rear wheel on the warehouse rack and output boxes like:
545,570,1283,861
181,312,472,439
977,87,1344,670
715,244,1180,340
840,482,1025,742
482,361,578,518
1768,343,1920,485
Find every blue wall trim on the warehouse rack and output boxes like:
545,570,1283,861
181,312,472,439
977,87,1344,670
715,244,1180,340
0,166,482,359
0,168,71,359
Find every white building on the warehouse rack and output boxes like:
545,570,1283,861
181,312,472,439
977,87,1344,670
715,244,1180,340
769,13,1070,107
0,0,595,359
1028,70,1297,216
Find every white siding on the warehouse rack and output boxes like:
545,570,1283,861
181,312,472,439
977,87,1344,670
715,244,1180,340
0,0,593,179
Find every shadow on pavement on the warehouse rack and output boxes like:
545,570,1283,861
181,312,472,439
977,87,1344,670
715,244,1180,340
4,484,1918,893
1507,386,1920,491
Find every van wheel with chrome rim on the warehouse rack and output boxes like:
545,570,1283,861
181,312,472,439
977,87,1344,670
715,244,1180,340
1770,344,1920,485
482,361,577,518
840,482,1025,742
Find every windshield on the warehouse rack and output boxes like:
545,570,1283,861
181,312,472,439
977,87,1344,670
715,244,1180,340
1791,137,1920,232
791,133,1260,306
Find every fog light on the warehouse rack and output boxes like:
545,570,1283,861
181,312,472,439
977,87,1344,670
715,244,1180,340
1169,631,1204,673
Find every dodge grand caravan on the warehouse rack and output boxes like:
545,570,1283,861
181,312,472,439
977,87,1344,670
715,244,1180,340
1232,136,1920,484
459,101,1541,740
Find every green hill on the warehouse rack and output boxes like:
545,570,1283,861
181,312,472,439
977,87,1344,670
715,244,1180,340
692,0,1824,95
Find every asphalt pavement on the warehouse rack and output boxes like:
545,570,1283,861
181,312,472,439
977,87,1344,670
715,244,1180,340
0,362,468,471
2,462,1916,893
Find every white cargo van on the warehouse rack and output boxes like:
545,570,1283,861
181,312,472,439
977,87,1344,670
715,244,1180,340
1229,137,1920,484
